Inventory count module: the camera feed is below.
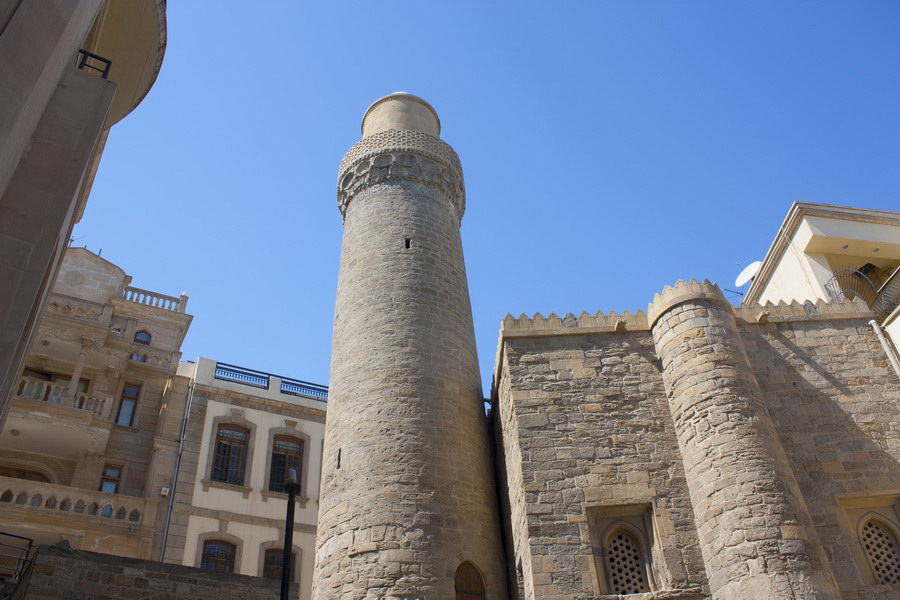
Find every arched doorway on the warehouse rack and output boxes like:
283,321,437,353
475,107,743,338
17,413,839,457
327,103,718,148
455,561,485,600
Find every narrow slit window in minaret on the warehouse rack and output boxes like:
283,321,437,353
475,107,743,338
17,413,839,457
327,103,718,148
404,238,411,249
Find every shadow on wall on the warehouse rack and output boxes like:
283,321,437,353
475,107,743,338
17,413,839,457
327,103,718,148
744,318,900,597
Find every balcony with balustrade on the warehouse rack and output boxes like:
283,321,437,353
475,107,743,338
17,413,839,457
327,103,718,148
0,478,159,558
6,376,115,458
120,286,188,313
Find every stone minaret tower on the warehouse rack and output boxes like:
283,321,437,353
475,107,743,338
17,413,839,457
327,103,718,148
649,281,838,600
313,93,505,599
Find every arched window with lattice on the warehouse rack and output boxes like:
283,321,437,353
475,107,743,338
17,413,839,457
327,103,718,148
861,518,900,585
604,527,650,595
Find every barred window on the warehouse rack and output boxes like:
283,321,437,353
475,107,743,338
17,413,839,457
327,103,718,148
606,529,650,594
269,437,303,493
201,540,235,573
263,548,296,581
862,519,900,585
211,426,248,485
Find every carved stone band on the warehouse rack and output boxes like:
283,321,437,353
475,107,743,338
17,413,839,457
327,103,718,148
337,129,466,220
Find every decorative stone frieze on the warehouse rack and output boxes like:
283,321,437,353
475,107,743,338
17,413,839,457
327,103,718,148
337,128,465,220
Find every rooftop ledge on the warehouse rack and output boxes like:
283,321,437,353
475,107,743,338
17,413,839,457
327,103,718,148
179,358,328,406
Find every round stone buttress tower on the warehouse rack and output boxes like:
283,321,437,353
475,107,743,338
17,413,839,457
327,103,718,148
649,281,838,600
313,94,506,600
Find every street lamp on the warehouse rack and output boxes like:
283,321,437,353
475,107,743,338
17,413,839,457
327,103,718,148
281,467,300,600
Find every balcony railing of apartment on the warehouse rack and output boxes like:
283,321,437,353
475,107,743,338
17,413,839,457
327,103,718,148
15,377,112,419
0,480,149,526
121,286,188,313
0,531,32,582
875,266,900,321
214,363,328,401
825,266,900,321
75,49,111,79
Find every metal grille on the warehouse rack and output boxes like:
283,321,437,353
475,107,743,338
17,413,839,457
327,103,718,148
606,530,649,594
211,426,248,485
263,549,295,581
201,540,235,573
862,520,900,584
269,437,303,493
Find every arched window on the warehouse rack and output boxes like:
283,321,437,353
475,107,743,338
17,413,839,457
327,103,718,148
201,540,236,573
0,466,50,483
605,528,650,594
134,331,151,345
263,548,296,581
269,436,304,493
861,518,900,585
211,425,249,486
455,562,485,600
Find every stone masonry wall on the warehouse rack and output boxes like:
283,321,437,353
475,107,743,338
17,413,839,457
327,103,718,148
13,545,291,599
649,282,838,600
744,317,900,600
496,328,709,600
496,286,900,600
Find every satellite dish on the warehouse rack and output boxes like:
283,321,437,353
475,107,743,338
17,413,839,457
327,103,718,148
735,261,762,287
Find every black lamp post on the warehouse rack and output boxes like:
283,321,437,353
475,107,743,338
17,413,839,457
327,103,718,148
281,467,300,600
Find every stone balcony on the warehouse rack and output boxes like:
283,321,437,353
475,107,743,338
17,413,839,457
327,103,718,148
15,377,112,419
0,479,160,558
121,286,188,313
0,480,154,525
5,377,115,457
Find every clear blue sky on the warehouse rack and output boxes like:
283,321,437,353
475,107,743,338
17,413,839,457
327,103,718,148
74,1,900,395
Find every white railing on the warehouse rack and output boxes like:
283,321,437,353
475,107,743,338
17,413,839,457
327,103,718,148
0,479,152,526
14,377,111,418
121,286,187,313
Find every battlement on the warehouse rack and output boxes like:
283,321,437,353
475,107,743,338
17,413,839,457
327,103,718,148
732,295,873,324
647,279,728,327
499,280,874,342
500,309,649,336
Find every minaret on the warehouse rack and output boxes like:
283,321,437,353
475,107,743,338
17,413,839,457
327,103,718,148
313,94,505,599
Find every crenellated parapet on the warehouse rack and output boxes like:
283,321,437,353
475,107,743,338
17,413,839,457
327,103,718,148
733,295,872,324
500,308,649,335
498,284,872,341
336,128,465,220
647,279,728,327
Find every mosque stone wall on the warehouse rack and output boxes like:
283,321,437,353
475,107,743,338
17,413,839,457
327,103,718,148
494,286,900,600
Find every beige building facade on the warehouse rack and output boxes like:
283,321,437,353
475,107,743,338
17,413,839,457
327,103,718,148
744,202,900,372
0,0,166,431
0,249,326,598
164,357,326,600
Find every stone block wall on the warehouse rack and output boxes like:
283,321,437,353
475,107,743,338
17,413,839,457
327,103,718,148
495,327,708,600
12,545,292,599
495,284,900,600
744,317,900,599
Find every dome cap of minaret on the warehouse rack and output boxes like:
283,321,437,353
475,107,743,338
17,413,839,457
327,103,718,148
361,92,441,138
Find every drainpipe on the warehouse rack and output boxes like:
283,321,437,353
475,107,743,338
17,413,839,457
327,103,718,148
870,319,900,379
158,380,195,562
